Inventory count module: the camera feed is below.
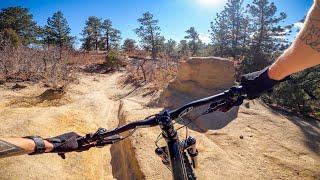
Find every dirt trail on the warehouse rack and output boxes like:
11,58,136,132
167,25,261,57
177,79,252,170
0,72,130,180
0,72,319,180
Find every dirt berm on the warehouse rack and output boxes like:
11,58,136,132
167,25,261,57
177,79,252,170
159,57,239,131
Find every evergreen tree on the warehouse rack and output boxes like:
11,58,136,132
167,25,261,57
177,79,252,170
184,27,200,56
0,28,20,46
156,36,166,54
0,6,39,45
210,13,229,57
271,15,320,117
101,19,121,51
81,16,102,51
122,38,136,53
43,11,73,49
210,0,246,59
243,0,289,72
135,12,161,60
164,39,177,58
177,40,189,57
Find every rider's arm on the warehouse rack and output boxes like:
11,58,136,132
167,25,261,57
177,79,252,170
268,0,320,80
0,137,53,158
0,132,86,158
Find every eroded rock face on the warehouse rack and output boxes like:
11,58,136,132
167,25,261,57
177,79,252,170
160,57,238,132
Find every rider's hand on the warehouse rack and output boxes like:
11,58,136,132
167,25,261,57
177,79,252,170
45,132,84,153
240,66,290,99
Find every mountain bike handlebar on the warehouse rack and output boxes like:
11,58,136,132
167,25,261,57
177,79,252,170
76,86,246,149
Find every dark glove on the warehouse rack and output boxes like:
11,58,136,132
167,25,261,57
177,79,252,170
46,132,90,158
240,66,289,99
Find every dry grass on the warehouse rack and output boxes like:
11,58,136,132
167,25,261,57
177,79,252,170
124,51,181,90
0,43,111,89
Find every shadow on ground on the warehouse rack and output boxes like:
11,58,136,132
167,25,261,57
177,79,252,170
173,105,239,132
82,63,115,74
263,103,320,155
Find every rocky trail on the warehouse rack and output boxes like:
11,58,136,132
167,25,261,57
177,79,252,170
0,71,319,180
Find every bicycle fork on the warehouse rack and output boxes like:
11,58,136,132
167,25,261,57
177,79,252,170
155,136,198,169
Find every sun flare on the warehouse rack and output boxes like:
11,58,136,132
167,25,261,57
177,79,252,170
196,0,227,7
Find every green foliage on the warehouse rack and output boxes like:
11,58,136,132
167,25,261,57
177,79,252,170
105,50,120,70
184,27,200,56
122,38,136,53
210,0,291,73
43,11,73,48
209,0,318,118
164,39,178,59
272,66,320,117
210,0,247,59
177,40,189,57
0,6,39,45
247,0,289,57
135,11,161,60
197,42,214,57
101,19,121,51
0,28,21,46
81,16,102,51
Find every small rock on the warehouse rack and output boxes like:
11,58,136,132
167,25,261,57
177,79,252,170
239,135,244,139
12,83,27,90
0,80,4,85
43,83,51,88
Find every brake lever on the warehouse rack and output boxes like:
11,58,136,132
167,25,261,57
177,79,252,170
55,133,123,160
95,134,123,147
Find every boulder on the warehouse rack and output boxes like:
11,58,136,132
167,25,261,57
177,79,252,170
160,57,238,132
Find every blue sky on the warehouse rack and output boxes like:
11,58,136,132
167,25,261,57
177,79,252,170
0,0,313,47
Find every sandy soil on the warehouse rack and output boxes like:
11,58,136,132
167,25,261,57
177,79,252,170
0,72,319,180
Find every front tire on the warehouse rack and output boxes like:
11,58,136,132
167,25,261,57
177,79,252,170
182,152,196,180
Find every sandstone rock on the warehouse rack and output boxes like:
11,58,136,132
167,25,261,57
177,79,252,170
160,57,238,132
38,88,65,101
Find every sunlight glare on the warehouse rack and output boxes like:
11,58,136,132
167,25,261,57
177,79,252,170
195,0,227,8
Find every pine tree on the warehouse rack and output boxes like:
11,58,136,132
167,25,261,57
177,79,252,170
43,11,73,49
135,12,161,60
185,27,200,56
177,40,189,57
0,28,20,46
210,0,246,59
243,0,290,72
164,39,177,58
0,6,39,45
101,19,121,51
81,16,102,51
210,13,229,57
271,15,320,117
122,38,136,54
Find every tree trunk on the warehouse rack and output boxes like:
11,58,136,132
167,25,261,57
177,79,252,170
106,31,110,51
59,45,62,61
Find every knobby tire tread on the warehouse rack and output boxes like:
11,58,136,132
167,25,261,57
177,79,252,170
182,152,196,180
